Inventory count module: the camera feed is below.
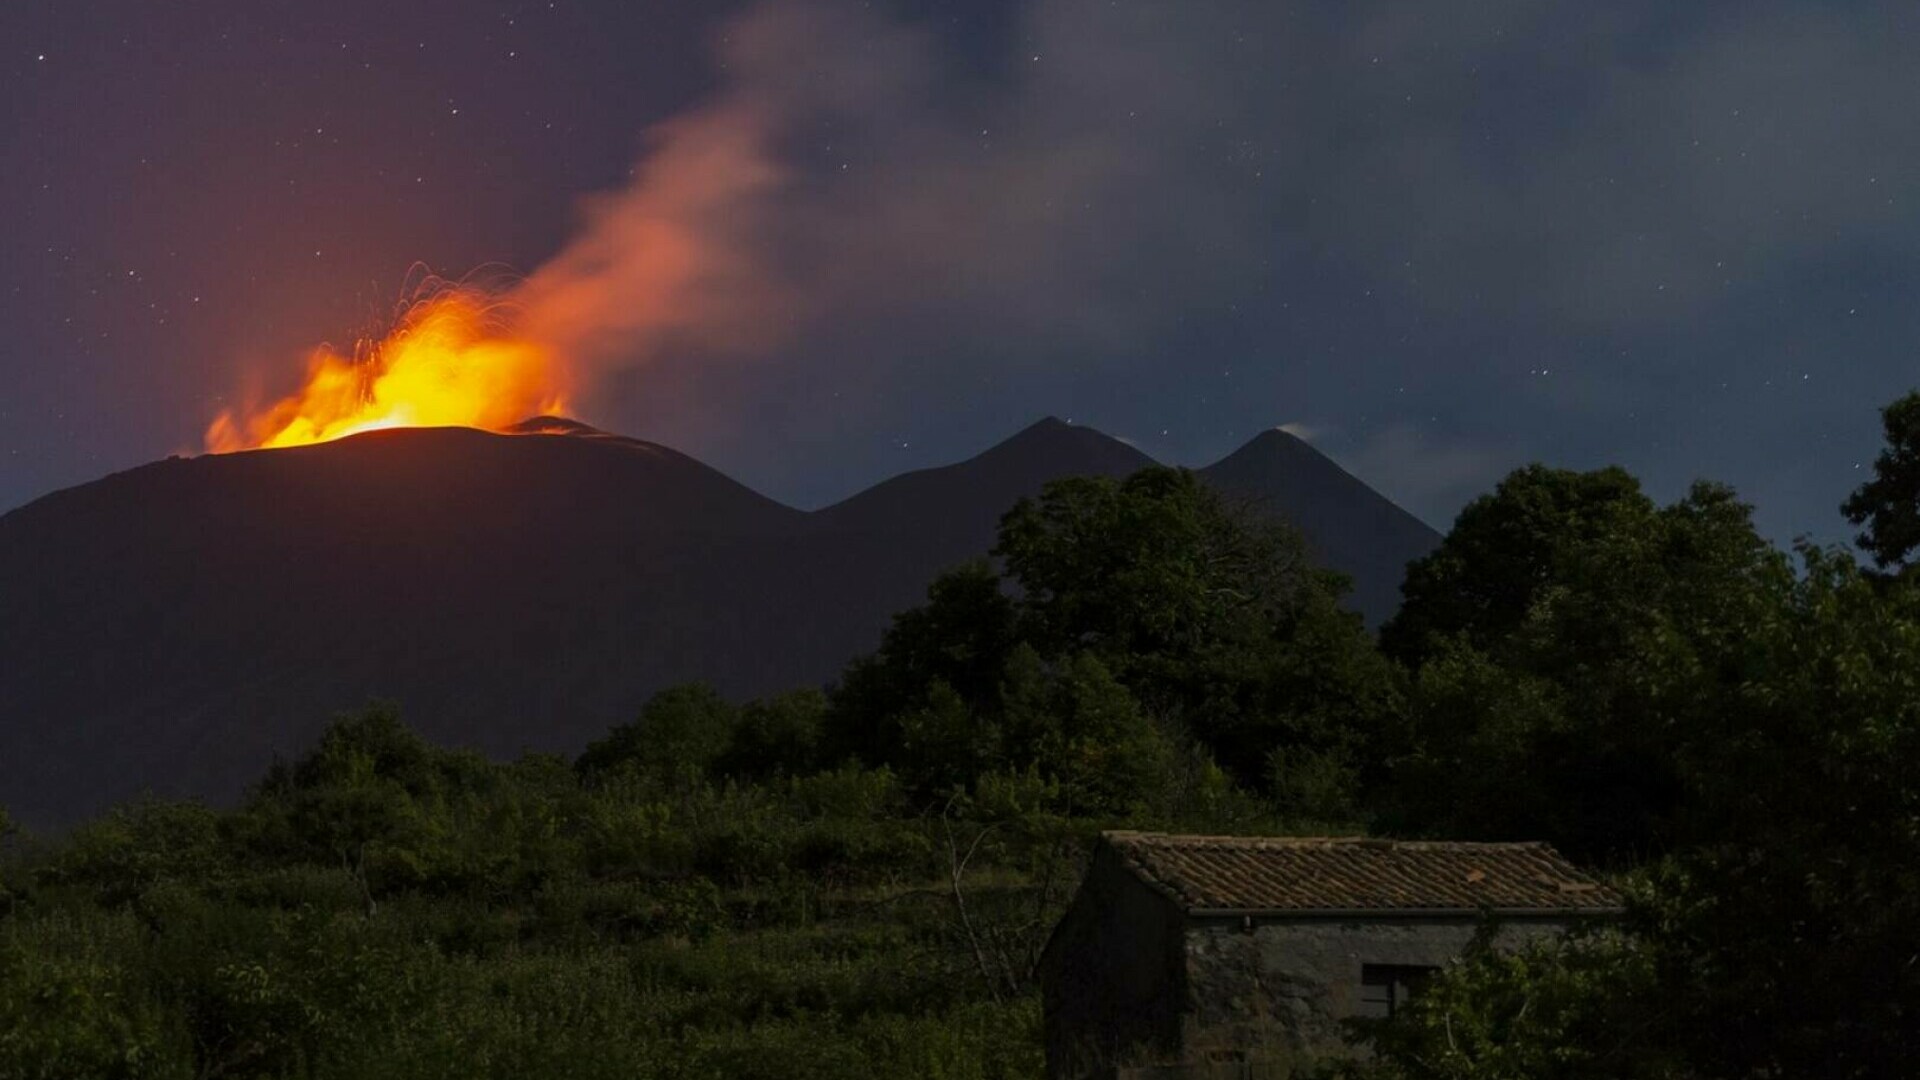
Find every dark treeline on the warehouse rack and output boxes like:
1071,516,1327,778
7,393,1920,1078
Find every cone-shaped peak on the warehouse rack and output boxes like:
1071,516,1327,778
1199,423,1441,631
1209,425,1328,470
991,415,1086,447
817,415,1157,533
508,415,613,438
955,416,1151,475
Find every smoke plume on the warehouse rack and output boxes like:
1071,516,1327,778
502,0,1271,409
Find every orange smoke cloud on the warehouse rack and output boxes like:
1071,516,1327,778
517,103,791,368
206,0,1244,456
207,80,788,454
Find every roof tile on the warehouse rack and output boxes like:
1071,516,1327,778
1103,832,1623,914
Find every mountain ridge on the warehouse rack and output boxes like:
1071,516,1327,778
1196,426,1440,624
0,418,1438,827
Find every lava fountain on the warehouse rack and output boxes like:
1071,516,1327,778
205,36,788,455
204,281,572,453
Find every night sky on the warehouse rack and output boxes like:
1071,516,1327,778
5,0,1917,544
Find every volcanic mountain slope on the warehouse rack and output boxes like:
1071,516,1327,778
0,425,816,831
0,418,1437,827
1197,428,1441,629
809,418,1159,632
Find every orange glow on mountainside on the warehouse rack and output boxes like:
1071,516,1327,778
204,286,571,453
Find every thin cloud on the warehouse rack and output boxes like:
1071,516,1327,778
1330,426,1510,529
502,0,1280,410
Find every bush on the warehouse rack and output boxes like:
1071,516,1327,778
1343,931,1675,1080
0,912,191,1079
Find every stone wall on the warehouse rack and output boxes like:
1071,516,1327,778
1179,915,1576,1070
1040,845,1190,1080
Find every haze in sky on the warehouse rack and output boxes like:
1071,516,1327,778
5,0,1916,545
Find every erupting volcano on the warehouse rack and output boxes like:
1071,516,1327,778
203,282,573,453
197,35,790,457
0,411,1438,828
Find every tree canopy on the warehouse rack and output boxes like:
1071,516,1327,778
1640,547,1920,1077
1843,389,1920,570
1357,547,1920,1079
577,682,739,787
1378,467,1787,860
825,466,1393,819
1381,464,1653,667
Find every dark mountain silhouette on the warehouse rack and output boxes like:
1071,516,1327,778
1197,428,1441,629
809,418,1158,632
0,417,1436,827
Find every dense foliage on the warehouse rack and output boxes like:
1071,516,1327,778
8,399,1920,1078
830,468,1394,820
1378,468,1788,861
1345,395,1920,1080
1842,389,1920,571
1348,547,1920,1080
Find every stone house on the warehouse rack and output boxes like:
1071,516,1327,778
1039,832,1623,1080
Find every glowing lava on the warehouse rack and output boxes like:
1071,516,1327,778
204,286,571,453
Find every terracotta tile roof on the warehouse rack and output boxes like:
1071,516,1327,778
1103,832,1623,914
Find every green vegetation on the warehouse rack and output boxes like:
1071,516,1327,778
1342,546,1920,1079
832,468,1390,820
1378,467,1787,861
0,467,1336,1079
1842,388,1920,571
1340,400,1920,1079
9,400,1920,1078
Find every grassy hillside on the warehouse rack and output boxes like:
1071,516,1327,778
0,709,1307,1080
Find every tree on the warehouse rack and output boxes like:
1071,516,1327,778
1380,470,1789,860
999,646,1175,817
826,560,1018,771
1640,546,1920,1077
995,467,1393,796
1364,547,1920,1078
718,688,827,781
996,469,1327,672
895,680,998,796
39,799,227,909
825,466,1393,809
234,705,446,912
576,682,737,786
0,805,12,912
1842,389,1920,570
285,703,439,794
1380,465,1653,668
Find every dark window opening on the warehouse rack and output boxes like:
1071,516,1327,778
1358,963,1440,1019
